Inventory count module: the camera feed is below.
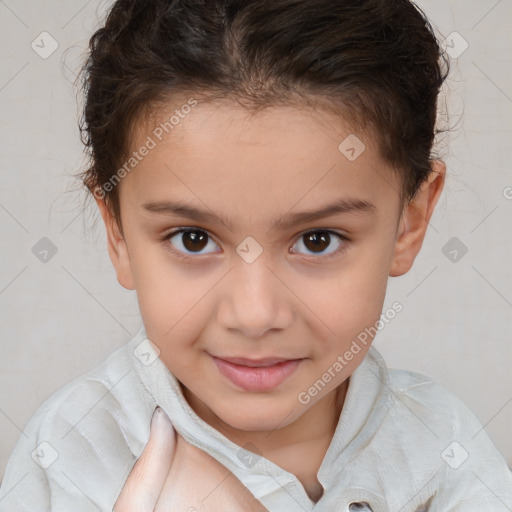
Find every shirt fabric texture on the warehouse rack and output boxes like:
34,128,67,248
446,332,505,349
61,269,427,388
1,325,511,511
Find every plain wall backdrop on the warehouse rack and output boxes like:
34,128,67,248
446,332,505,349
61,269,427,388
0,0,511,481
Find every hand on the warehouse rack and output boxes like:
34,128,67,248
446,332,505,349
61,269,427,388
114,407,268,512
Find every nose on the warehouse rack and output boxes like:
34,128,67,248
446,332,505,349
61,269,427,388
216,256,294,339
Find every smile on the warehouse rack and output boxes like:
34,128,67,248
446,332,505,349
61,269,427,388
211,356,303,392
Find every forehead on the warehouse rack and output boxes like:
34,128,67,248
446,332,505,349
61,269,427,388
133,94,374,155
122,98,402,227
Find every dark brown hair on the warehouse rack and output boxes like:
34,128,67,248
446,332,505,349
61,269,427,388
77,0,449,226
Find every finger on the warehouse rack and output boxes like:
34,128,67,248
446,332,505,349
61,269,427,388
114,407,176,511
155,435,268,512
154,434,206,511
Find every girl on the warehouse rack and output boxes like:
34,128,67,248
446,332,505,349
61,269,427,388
1,0,511,511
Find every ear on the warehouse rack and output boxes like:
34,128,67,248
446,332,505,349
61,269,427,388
94,192,135,290
389,160,446,277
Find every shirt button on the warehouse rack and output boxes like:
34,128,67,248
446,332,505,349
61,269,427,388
348,503,374,511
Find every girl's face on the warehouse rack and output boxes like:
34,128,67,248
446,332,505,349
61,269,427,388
98,99,438,434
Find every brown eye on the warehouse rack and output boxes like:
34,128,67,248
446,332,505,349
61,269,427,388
304,231,330,253
292,229,347,257
167,229,219,255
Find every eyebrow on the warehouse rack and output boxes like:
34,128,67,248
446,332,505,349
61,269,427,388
142,197,376,231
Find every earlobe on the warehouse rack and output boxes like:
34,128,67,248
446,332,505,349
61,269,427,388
94,193,135,290
389,160,446,277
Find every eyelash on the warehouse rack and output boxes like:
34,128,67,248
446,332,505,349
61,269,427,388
160,227,350,262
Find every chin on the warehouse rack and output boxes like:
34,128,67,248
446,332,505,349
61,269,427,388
222,414,286,432
213,396,301,432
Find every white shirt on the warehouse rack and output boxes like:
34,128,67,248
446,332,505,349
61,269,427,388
1,325,511,511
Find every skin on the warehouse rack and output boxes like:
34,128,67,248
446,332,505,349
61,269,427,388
99,98,445,509
114,407,267,511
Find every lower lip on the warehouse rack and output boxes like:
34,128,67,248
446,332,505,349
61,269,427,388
212,357,302,392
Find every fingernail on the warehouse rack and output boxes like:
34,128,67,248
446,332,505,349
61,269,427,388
151,406,170,429
151,406,162,427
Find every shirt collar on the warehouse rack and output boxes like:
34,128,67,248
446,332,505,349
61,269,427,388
130,325,391,506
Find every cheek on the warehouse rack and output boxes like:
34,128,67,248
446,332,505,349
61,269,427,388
129,246,209,348
294,251,390,394
301,250,390,345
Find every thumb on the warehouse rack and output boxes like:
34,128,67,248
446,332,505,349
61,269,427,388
114,406,176,511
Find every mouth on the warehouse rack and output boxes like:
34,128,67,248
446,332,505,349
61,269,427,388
210,355,304,392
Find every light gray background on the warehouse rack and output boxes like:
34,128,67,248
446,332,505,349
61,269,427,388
0,0,511,481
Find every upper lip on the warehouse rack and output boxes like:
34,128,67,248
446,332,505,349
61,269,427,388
211,355,303,367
